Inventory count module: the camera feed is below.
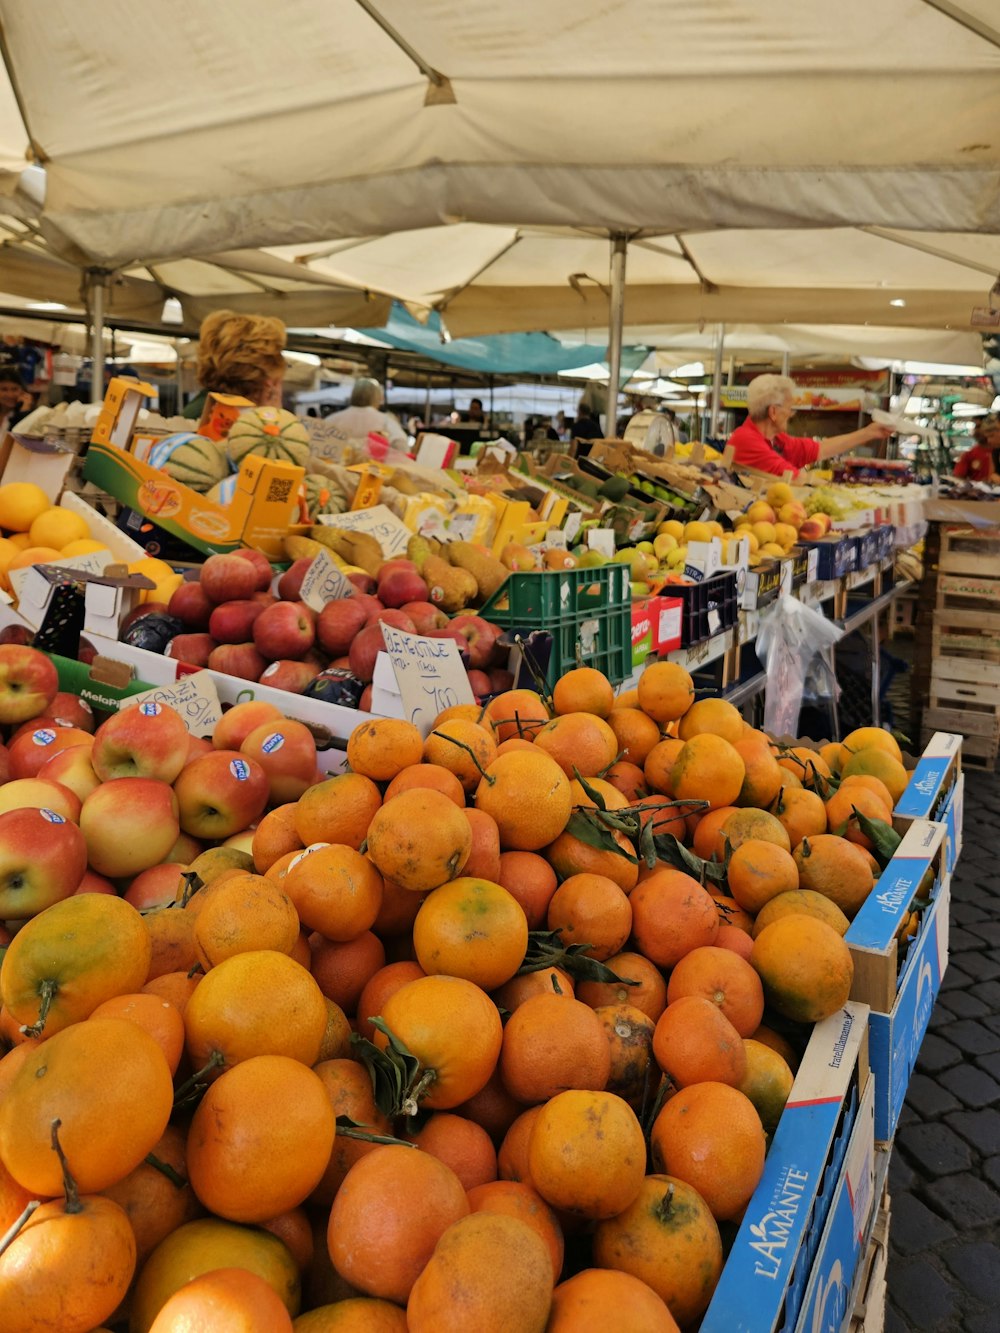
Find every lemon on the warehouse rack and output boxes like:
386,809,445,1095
29,506,90,550
59,538,109,558
0,483,50,533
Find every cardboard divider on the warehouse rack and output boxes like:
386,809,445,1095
894,732,963,874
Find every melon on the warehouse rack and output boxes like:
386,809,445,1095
226,407,310,469
207,474,238,507
301,474,347,520
148,433,229,493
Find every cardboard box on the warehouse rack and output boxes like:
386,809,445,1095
793,1075,876,1333
894,732,963,874
656,596,684,654
92,377,158,449
702,1002,870,1333
1,432,76,501
197,392,255,442
846,820,948,1142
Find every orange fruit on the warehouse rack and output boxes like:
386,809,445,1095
751,888,850,938
716,923,754,960
281,844,383,940
455,1068,527,1145
734,737,783,808
594,1003,657,1106
496,850,558,928
650,1081,766,1221
293,773,382,849
603,759,648,802
630,869,719,967
347,718,424,781
776,746,832,789
89,992,185,1075
670,734,745,811
691,806,739,859
466,1180,564,1280
476,750,572,851
498,1106,543,1186
192,872,300,966
366,789,472,892
310,932,386,1014
371,876,425,936
718,807,791,855
406,1212,553,1333
677,697,743,744
840,747,908,803
552,666,615,719
356,961,427,1042
484,689,550,743
593,1174,722,1326
252,804,303,873
424,720,498,793
549,1268,680,1332
293,1300,406,1330
839,773,895,811
546,872,632,961
147,1267,294,1332
534,712,618,778
500,992,611,1104
665,946,765,1037
751,916,854,1023
637,662,694,723
328,1144,469,1304
607,708,661,766
842,727,903,763
570,776,630,811
528,1089,646,1219
752,1023,801,1071
144,903,197,984
0,482,50,532
643,738,685,795
413,877,528,990
726,839,799,913
707,891,754,933
101,1124,201,1266
738,1038,794,1135
652,995,747,1088
311,1058,392,1206
544,823,639,894
824,786,893,849
793,834,875,916
384,762,466,807
772,786,827,848
405,1112,498,1192
575,951,667,1023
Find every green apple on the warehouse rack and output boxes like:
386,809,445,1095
636,541,655,555
578,549,607,568
630,581,651,597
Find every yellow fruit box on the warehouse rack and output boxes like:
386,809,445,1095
84,379,307,559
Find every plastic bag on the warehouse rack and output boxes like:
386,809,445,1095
755,595,844,738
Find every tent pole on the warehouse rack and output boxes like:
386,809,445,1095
606,233,628,436
781,351,791,376
708,323,726,438
87,269,109,406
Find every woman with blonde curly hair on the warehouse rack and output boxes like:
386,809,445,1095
182,309,287,419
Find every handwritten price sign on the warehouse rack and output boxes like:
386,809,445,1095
129,671,223,738
299,550,356,612
379,624,475,736
317,504,411,559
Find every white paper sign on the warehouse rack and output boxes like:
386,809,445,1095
379,624,475,736
8,548,113,603
299,549,356,612
564,512,583,544
587,528,616,558
317,504,411,558
129,670,223,737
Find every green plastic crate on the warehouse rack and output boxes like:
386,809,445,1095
479,565,632,685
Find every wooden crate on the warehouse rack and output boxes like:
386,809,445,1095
938,524,1000,576
929,655,1000,713
921,705,999,769
850,1193,890,1333
930,609,1000,662
936,571,1000,613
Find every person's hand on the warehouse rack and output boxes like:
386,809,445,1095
862,423,894,442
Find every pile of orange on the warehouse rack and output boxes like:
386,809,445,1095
0,664,910,1329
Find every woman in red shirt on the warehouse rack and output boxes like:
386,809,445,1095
953,416,1000,482
727,374,892,478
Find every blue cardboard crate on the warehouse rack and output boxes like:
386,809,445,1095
846,820,948,1141
701,1002,870,1333
894,732,963,874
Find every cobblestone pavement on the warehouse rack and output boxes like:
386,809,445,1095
886,768,1000,1333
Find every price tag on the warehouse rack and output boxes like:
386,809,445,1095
350,467,383,511
317,504,411,558
129,671,223,737
707,608,722,635
379,624,475,737
564,512,583,543
806,548,820,581
587,528,616,559
9,549,113,602
779,560,793,596
298,550,356,612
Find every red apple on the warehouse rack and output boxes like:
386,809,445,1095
0,806,88,917
377,559,419,582
208,643,267,682
74,869,116,896
209,599,267,644
91,700,190,783
348,623,390,683
37,746,100,804
8,726,92,781
317,598,368,657
277,558,314,602
232,548,274,591
367,608,417,633
467,669,492,700
124,862,187,911
184,734,214,765
80,777,181,880
240,720,319,804
0,645,58,725
359,684,373,712
166,633,217,668
120,601,170,634
0,777,82,823
347,572,378,595
173,750,269,840
377,569,429,608
78,638,96,667
213,701,283,751
400,602,449,634
39,692,96,733
488,667,515,694
253,602,316,661
166,830,203,863
0,741,10,786
329,656,351,669
432,626,472,662
199,553,260,604
250,590,278,607
449,614,501,669
168,581,215,630
258,660,319,694
0,625,33,647
9,715,74,746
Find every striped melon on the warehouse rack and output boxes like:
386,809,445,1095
226,406,310,469
207,474,239,507
148,433,229,493
302,474,347,519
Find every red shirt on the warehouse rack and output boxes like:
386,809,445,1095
727,416,821,477
953,442,996,482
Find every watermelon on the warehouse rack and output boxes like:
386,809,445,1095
226,406,310,469
148,433,229,493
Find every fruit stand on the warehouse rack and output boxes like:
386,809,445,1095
0,382,963,1332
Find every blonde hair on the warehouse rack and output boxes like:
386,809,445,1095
747,373,797,422
350,377,383,408
196,310,287,403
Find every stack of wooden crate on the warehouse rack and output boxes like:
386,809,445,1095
914,523,1000,768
